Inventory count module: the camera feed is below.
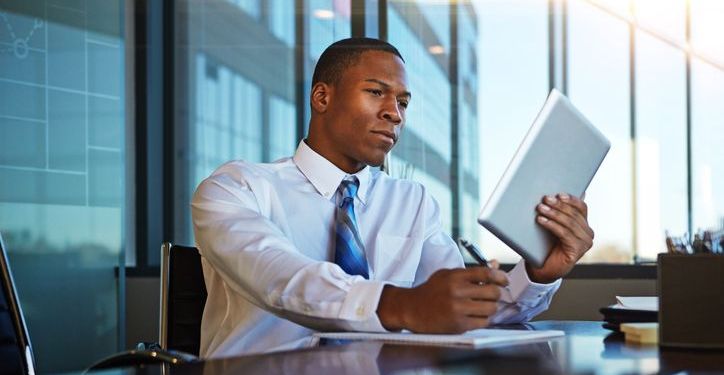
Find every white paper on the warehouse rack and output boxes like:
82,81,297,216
313,328,564,348
615,296,659,312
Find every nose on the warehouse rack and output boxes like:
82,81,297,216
380,99,403,126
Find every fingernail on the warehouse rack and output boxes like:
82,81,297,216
546,195,557,204
539,204,551,212
538,216,549,223
559,193,570,201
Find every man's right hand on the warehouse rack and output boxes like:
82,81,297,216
376,267,509,333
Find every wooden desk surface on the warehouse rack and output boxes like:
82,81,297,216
99,321,724,374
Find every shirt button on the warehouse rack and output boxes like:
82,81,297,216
356,306,365,316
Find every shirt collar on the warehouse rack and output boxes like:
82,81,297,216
292,140,370,205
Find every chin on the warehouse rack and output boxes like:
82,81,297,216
362,153,387,167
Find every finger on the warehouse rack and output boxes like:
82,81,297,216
555,197,594,239
460,299,498,317
459,267,509,287
489,259,500,269
537,202,590,242
457,283,503,301
557,193,588,219
543,195,587,224
461,317,491,331
537,215,592,250
539,196,593,239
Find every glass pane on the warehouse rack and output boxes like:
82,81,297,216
634,0,686,44
456,3,481,257
568,0,633,263
589,0,632,17
691,58,724,232
477,0,549,263
0,0,125,372
304,0,351,131
387,0,453,233
175,0,351,244
634,31,687,261
690,0,724,63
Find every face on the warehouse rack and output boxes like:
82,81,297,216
310,50,410,173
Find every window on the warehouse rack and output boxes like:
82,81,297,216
690,1,724,233
0,0,127,371
477,0,549,263
174,0,351,245
634,31,687,261
387,0,453,233
567,0,633,263
457,3,482,252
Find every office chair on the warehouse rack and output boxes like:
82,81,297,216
159,242,208,356
90,242,207,370
0,233,36,375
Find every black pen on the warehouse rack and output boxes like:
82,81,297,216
458,238,489,268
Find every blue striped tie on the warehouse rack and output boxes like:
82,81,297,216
334,176,369,279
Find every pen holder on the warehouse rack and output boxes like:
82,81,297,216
658,253,724,349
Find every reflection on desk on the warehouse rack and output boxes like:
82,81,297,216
89,321,724,375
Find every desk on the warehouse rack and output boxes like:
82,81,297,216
101,321,724,374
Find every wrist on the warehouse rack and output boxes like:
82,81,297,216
525,262,558,284
377,285,410,331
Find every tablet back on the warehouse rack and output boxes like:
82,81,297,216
477,89,610,267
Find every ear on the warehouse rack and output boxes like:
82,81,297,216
310,82,332,114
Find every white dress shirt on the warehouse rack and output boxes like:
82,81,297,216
191,140,561,358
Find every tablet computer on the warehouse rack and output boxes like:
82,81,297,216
477,89,610,268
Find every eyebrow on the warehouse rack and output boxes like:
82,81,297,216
364,78,412,99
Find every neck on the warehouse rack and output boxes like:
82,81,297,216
305,134,365,174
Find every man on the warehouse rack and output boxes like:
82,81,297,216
192,38,594,358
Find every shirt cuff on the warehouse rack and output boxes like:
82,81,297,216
338,280,390,332
505,260,562,308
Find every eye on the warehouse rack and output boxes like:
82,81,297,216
366,89,383,96
398,100,409,109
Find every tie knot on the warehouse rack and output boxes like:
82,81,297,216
339,176,359,200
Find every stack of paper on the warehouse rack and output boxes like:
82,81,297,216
600,296,658,332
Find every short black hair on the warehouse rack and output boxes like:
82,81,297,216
311,37,404,86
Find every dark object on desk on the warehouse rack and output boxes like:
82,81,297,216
658,253,724,349
0,233,36,375
599,305,657,332
160,242,208,356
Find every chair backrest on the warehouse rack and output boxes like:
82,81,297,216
159,242,207,356
0,233,36,375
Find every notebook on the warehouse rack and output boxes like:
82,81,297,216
312,328,564,348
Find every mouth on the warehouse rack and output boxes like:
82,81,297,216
371,130,397,145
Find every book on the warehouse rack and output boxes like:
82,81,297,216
312,328,564,348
